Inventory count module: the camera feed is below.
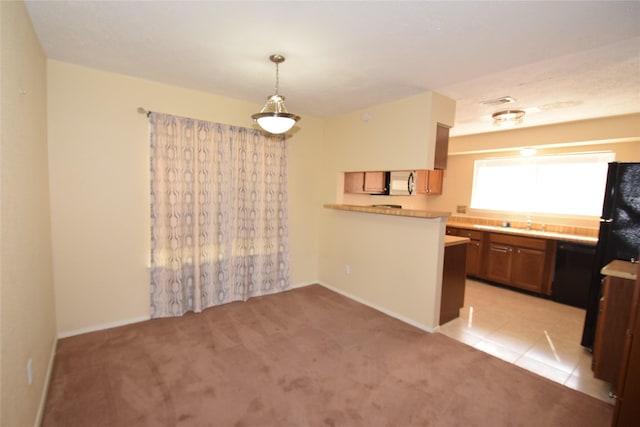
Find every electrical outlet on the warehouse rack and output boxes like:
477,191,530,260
27,358,33,385
344,264,350,275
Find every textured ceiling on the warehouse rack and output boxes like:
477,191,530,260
24,1,640,136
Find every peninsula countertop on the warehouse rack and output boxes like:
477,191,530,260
444,235,470,247
324,204,451,219
601,260,638,281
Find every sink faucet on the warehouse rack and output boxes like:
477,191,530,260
526,216,532,230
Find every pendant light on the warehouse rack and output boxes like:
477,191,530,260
251,54,300,134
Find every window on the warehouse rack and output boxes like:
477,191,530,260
470,152,615,216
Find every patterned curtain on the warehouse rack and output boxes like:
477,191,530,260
149,113,290,318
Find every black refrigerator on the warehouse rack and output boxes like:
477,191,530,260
581,162,640,349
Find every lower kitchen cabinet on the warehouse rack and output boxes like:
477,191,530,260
446,226,555,295
440,240,468,325
511,247,547,291
446,227,483,277
485,242,511,283
485,233,554,295
593,265,636,390
612,262,640,426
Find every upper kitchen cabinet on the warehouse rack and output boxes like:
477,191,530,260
434,123,449,169
416,169,443,195
344,171,386,194
326,92,456,172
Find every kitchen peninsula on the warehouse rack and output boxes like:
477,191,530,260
319,90,457,332
322,204,454,331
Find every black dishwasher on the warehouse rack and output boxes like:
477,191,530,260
551,242,596,309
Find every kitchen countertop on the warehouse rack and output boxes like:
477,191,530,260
444,235,470,247
324,204,451,219
601,260,638,281
447,222,598,245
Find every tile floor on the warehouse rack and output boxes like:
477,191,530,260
438,279,615,404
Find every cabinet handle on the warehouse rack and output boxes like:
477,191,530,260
492,245,510,253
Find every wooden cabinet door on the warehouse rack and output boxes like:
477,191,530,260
363,171,387,194
345,172,386,194
446,227,484,278
593,276,636,388
466,239,482,277
416,170,428,194
416,170,443,195
440,243,468,325
486,243,512,284
344,172,365,193
613,263,640,426
426,169,443,195
510,247,546,292
434,124,449,170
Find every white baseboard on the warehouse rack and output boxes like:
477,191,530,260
288,281,318,290
34,337,57,427
316,281,436,333
57,315,151,339
55,283,437,339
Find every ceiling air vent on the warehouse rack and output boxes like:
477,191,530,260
480,96,516,106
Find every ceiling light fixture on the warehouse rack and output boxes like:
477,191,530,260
251,54,300,134
492,109,526,127
520,147,537,157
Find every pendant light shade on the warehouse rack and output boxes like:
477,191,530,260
252,54,300,134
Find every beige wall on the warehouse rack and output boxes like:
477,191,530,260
47,61,323,336
319,210,447,331
325,92,455,172
1,2,57,426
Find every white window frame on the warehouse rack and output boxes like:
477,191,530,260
470,151,615,217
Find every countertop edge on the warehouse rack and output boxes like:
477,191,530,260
447,222,598,245
601,260,638,281
445,236,470,247
324,204,451,219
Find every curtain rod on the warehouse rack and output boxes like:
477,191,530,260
137,107,151,117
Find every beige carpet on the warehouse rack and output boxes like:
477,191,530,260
42,285,612,426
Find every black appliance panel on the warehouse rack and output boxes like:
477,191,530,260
581,162,640,349
552,242,596,309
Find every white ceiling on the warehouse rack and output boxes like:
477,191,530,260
24,0,640,137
